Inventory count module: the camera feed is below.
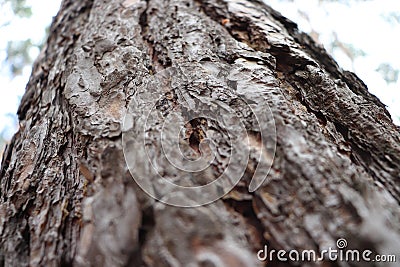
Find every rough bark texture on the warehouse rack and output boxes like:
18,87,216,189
1,0,400,266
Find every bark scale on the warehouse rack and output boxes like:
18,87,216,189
1,0,400,266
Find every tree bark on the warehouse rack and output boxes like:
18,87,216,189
1,0,400,266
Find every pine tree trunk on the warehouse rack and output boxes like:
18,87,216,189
1,0,400,266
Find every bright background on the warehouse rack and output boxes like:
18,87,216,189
0,0,399,157
0,0,61,142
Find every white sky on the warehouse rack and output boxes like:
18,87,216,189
0,0,399,141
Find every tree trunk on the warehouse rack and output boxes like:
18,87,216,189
1,0,400,266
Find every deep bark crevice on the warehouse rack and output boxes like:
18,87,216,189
135,206,156,267
138,0,153,72
138,0,171,73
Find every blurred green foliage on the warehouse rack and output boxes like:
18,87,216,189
1,0,36,75
6,39,33,75
8,0,32,18
0,133,6,159
376,63,399,84
0,130,6,162
382,12,400,24
0,0,34,158
331,40,367,59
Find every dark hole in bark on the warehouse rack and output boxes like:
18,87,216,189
128,206,155,266
189,131,201,154
184,118,207,155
